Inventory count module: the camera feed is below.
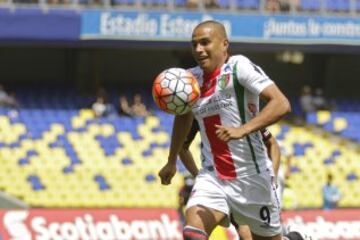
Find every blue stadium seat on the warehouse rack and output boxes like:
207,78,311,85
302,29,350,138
175,0,186,7
236,0,259,9
18,158,30,166
326,0,350,11
300,0,321,10
323,157,335,165
218,0,230,8
94,175,111,190
347,173,358,181
113,0,135,5
27,175,45,191
141,0,167,5
339,0,350,11
121,158,133,165
145,174,156,182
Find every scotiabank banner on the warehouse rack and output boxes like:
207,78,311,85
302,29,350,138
0,208,182,240
282,209,360,240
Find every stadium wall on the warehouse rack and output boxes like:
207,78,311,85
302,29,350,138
1,46,360,98
1,8,360,98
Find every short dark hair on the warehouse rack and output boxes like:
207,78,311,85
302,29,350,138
193,20,228,40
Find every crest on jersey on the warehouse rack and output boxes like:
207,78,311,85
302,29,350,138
224,64,231,73
218,74,230,90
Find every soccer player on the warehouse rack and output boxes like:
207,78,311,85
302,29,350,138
158,20,307,240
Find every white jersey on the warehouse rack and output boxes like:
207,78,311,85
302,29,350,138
189,55,274,180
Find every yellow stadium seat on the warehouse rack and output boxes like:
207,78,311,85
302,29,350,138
333,117,348,132
317,110,331,124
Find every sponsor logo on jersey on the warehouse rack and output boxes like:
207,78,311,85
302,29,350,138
218,74,230,90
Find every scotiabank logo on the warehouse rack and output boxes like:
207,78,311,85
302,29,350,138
286,216,360,239
4,211,31,240
283,209,360,240
0,209,182,240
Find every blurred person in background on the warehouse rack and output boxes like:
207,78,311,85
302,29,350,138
0,85,7,105
312,88,329,111
299,85,315,119
186,0,198,8
131,93,149,117
205,0,219,8
118,95,133,117
278,0,299,11
5,92,19,109
322,173,341,210
0,85,18,108
266,0,280,12
92,96,109,118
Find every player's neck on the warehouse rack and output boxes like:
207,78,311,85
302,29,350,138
203,67,221,81
203,58,227,80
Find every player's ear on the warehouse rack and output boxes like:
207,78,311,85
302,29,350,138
223,39,229,51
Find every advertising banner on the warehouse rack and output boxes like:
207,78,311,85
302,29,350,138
0,208,182,240
81,10,360,45
282,209,360,240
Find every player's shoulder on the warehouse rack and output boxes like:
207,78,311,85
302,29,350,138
227,55,255,76
228,54,252,66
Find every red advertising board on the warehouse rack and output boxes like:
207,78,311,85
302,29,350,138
0,208,182,240
1,208,359,240
282,209,360,240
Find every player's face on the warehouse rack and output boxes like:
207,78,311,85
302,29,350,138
191,26,228,73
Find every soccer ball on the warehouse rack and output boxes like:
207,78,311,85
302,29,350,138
152,68,200,115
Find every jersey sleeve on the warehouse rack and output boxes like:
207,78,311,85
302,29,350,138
234,55,274,95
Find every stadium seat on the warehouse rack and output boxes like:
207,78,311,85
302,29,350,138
326,0,350,11
218,0,231,8
174,0,186,7
141,0,167,6
1,89,359,209
300,0,321,11
111,0,136,5
236,0,260,9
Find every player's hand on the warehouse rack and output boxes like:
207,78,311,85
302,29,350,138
158,162,177,185
214,125,246,142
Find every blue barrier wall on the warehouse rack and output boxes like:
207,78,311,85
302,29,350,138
0,8,80,41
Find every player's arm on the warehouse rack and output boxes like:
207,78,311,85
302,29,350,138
179,149,199,177
215,57,290,142
158,112,194,185
179,120,200,177
263,132,281,177
215,84,290,142
246,84,290,134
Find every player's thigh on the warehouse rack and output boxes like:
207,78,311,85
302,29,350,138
185,205,227,235
238,224,252,240
185,170,229,234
